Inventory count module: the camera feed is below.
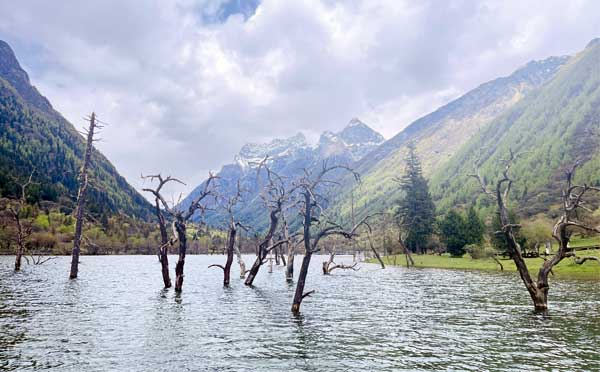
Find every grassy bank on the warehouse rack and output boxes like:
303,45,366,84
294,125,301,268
372,250,600,280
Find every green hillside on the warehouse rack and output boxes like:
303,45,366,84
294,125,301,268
431,39,600,217
0,40,152,219
328,54,571,221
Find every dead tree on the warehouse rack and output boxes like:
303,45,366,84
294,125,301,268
3,172,36,271
290,162,370,314
362,219,385,269
70,113,103,279
244,158,290,286
471,153,600,311
235,230,247,279
397,227,414,268
208,181,248,286
144,172,217,292
322,247,359,274
142,174,184,288
282,212,298,282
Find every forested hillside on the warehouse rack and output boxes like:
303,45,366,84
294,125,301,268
431,38,600,217
0,40,152,220
326,55,571,221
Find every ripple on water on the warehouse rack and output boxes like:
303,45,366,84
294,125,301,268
0,255,599,371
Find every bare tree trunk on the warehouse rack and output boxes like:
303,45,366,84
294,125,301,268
14,234,23,271
492,255,504,271
11,212,26,271
223,226,236,286
245,211,279,286
292,251,313,314
286,242,294,282
367,231,385,269
156,200,171,288
235,236,246,279
279,246,286,266
398,233,414,267
292,192,313,314
322,251,335,275
70,112,97,279
174,219,187,292
274,247,280,265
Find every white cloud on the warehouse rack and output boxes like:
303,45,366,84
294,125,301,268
1,0,599,198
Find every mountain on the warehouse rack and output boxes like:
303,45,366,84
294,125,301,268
0,40,153,219
430,39,600,217
179,119,384,227
327,53,572,220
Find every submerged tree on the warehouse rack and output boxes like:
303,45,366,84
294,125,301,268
142,174,183,288
290,162,371,314
282,211,297,282
70,113,103,279
2,171,36,271
472,153,600,311
394,142,436,253
208,181,248,286
143,173,217,291
322,240,359,274
245,159,290,286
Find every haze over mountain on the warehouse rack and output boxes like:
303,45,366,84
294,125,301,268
0,40,152,219
179,118,384,226
181,38,600,230
3,1,600,198
1,31,599,232
327,54,571,220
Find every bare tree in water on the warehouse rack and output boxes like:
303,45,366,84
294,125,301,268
143,172,218,292
70,113,103,279
282,210,302,282
208,181,249,286
290,161,373,314
2,171,36,271
396,218,415,268
322,245,359,274
244,158,291,286
472,152,600,311
142,174,184,288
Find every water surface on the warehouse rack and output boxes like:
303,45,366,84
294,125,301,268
1,255,599,371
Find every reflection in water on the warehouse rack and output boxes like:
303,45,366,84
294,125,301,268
0,255,599,371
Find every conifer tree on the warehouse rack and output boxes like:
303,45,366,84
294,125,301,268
395,142,436,253
439,210,468,257
464,206,484,245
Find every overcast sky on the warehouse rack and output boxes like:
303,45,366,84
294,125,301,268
1,0,599,198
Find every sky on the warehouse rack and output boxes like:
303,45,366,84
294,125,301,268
1,0,600,198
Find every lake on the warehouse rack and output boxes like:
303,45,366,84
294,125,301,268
1,255,599,371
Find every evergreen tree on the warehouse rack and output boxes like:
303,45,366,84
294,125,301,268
464,206,484,245
395,142,436,253
438,210,469,257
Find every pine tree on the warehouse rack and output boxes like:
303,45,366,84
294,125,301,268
439,210,468,257
395,142,436,253
464,206,484,245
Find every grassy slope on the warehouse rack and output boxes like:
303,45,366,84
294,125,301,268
430,42,600,217
328,57,569,222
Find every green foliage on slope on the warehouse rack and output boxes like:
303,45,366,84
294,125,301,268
430,41,600,218
329,55,569,222
0,40,153,220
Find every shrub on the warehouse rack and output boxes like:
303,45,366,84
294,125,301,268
465,244,497,259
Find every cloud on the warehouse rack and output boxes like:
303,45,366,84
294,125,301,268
0,0,599,197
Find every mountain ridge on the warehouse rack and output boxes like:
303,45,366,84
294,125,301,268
0,39,153,219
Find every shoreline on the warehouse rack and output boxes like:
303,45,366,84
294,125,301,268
368,252,600,280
